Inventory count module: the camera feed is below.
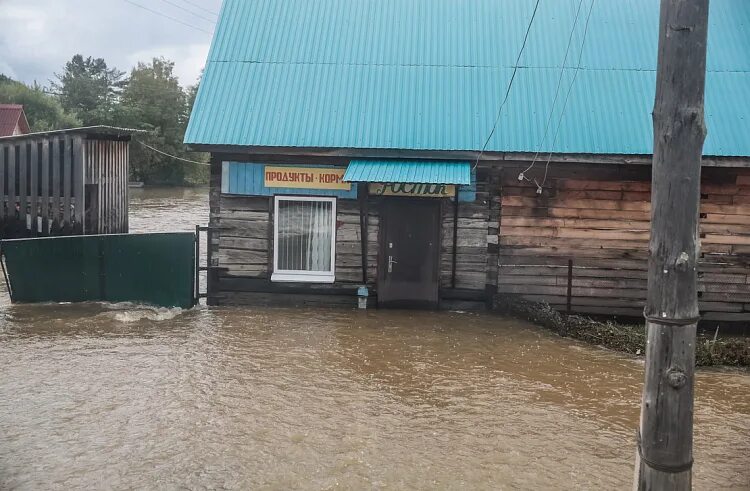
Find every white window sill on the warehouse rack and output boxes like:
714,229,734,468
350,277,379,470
271,272,336,283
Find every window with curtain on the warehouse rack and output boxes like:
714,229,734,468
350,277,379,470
272,196,336,282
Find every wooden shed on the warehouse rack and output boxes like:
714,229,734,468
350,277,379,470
0,126,135,238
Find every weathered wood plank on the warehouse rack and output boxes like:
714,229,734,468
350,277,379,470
502,195,651,212
19,141,27,228
63,136,72,226
29,140,38,233
501,216,650,230
500,226,650,241
40,140,49,232
8,143,16,218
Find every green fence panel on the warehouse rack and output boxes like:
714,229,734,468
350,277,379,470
1,233,196,308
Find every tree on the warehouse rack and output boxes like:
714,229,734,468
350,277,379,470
119,57,205,185
0,76,80,131
52,55,125,126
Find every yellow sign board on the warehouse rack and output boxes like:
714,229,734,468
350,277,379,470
264,166,350,190
369,183,456,198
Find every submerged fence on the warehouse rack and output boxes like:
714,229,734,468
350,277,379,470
1,232,196,308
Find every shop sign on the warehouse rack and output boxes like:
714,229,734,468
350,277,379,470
369,183,456,198
264,166,350,190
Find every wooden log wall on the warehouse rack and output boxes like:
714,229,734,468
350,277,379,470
0,135,85,237
497,168,750,321
85,139,129,234
440,168,499,294
211,193,378,305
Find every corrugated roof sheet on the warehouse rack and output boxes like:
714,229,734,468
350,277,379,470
344,160,471,184
185,0,750,157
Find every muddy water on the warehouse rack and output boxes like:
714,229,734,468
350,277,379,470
0,188,748,490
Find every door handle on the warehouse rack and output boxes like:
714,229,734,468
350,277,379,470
388,255,398,273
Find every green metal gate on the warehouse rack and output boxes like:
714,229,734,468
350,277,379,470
1,233,197,308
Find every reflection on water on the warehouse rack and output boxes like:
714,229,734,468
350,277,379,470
0,188,748,489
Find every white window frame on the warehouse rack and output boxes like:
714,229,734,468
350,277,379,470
271,195,337,283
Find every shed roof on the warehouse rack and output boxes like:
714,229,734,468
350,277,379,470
0,104,30,137
0,126,145,143
185,0,750,158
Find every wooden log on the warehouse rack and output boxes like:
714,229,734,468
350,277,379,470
218,236,268,251
554,179,651,192
637,1,708,488
219,219,269,238
502,195,651,212
703,213,750,225
500,236,647,250
701,202,750,216
501,216,650,230
499,226,650,241
503,206,651,221
217,249,268,265
702,234,750,246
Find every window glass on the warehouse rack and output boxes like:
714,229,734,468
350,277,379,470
273,197,336,282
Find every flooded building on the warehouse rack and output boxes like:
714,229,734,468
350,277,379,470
186,0,750,320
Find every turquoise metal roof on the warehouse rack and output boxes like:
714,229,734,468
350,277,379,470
185,0,750,157
344,160,471,185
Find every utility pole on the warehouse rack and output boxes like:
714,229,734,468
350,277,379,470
635,1,709,489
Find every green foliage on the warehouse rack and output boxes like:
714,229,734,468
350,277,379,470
117,58,207,185
52,55,125,127
3,54,209,186
0,76,80,131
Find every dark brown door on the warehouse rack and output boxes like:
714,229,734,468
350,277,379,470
378,198,441,309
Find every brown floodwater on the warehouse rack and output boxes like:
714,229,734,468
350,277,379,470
0,187,748,490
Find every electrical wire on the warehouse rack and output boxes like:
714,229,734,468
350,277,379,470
518,0,585,190
473,0,542,170
122,0,214,34
159,0,217,24
536,0,596,190
136,139,210,166
178,0,219,17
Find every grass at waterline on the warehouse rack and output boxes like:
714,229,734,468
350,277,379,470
495,296,750,367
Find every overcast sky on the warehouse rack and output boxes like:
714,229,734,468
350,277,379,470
0,0,223,87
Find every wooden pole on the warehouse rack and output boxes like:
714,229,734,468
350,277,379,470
636,1,709,489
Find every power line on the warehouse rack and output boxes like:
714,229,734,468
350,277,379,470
519,0,585,189
122,0,213,35
177,0,219,17
473,0,542,170
136,139,210,166
159,0,217,24
536,0,597,190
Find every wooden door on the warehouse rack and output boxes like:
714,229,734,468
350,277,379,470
378,198,441,308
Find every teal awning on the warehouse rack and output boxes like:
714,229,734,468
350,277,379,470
343,160,471,185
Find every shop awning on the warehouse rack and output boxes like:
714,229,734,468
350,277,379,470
343,160,471,185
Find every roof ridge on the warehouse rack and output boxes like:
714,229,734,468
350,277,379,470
205,60,749,73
